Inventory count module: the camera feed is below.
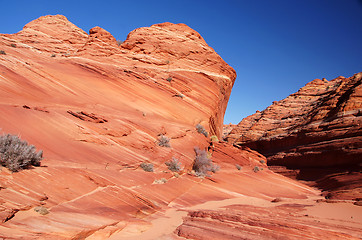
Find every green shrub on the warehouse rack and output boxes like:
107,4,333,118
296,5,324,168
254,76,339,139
165,157,182,172
253,166,260,173
0,134,43,172
210,135,219,142
158,134,170,148
193,147,219,177
140,162,154,172
196,124,208,137
0,50,6,55
10,44,16,48
166,76,172,82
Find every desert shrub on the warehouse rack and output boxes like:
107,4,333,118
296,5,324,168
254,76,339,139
50,54,56,57
210,135,219,142
10,43,16,48
153,178,167,184
271,197,282,203
165,157,182,172
0,134,43,172
236,164,242,171
253,166,260,173
158,134,170,148
34,206,49,215
196,124,208,137
260,160,265,164
140,162,154,172
0,50,6,55
116,40,123,46
192,147,219,177
172,94,184,99
166,76,172,82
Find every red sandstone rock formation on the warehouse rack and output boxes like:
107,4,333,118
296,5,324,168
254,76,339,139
227,73,362,200
0,15,361,239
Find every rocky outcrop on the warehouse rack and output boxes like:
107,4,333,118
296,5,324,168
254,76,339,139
227,73,362,200
1,15,361,239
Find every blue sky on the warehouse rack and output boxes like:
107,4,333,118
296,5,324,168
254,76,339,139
1,0,361,124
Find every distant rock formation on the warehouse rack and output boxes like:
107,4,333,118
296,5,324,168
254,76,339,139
227,73,362,200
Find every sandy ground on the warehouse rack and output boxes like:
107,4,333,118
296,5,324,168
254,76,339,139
107,194,362,239
303,202,362,228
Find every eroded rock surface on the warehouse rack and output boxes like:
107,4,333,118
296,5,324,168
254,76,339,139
0,15,361,239
227,73,362,200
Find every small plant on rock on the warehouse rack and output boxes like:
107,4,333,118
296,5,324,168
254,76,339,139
253,166,260,173
0,134,43,172
196,124,208,137
165,157,182,172
0,50,6,55
192,147,219,177
140,162,154,172
158,134,170,148
210,135,219,142
166,76,172,82
10,44,16,48
116,40,123,46
172,93,184,99
34,206,49,215
153,178,167,184
236,164,242,171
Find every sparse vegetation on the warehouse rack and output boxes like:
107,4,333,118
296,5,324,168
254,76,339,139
271,198,282,203
166,76,172,82
153,178,167,184
10,43,16,48
253,166,260,173
192,147,219,177
34,206,49,215
0,50,6,55
173,93,184,99
116,40,123,46
140,162,154,172
236,164,242,171
210,135,219,142
196,124,208,137
260,160,265,164
158,134,170,148
50,54,56,57
165,157,182,172
0,134,43,172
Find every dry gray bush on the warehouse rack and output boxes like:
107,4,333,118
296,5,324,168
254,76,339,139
158,134,170,148
165,157,182,172
0,134,43,172
196,124,208,137
140,162,154,172
193,147,219,177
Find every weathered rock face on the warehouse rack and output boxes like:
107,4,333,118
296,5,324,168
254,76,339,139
227,73,362,200
1,15,361,239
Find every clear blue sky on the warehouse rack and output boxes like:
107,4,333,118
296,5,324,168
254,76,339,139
1,0,362,124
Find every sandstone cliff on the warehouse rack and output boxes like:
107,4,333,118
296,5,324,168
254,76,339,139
0,15,361,239
227,73,362,200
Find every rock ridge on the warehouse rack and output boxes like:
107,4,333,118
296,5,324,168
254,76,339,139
227,72,362,200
